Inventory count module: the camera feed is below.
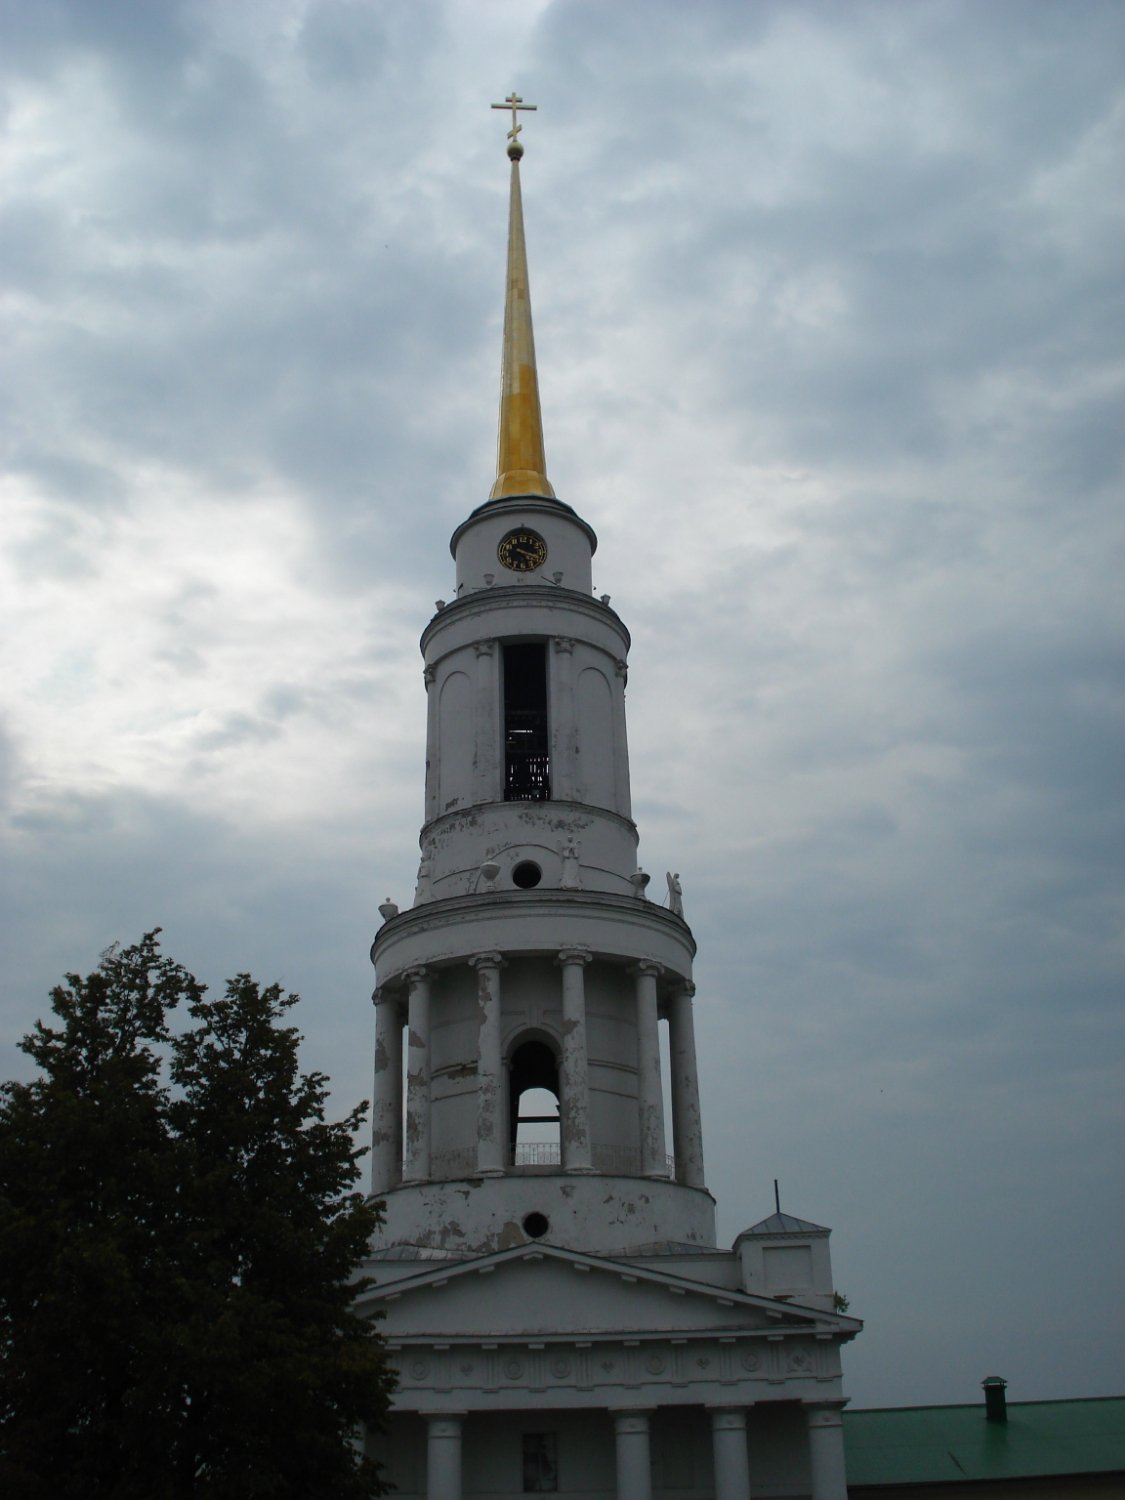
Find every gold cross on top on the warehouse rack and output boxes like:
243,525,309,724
492,91,537,144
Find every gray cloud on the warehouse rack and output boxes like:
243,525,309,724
2,0,1122,1410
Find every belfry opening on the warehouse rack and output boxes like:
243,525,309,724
508,1036,561,1162
503,641,550,801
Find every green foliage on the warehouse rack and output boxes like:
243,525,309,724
0,932,394,1499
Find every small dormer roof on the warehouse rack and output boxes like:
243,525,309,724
739,1211,829,1237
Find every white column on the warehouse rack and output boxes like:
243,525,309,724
668,980,705,1189
633,962,667,1177
474,640,497,803
370,988,403,1195
426,1412,465,1500
403,968,432,1182
710,1407,751,1499
806,1403,848,1500
471,952,506,1174
613,1410,653,1500
557,948,593,1172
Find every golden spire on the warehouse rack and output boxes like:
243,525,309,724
488,92,555,501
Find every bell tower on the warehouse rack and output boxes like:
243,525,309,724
360,100,858,1500
369,101,710,1256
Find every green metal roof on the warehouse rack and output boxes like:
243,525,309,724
843,1397,1125,1487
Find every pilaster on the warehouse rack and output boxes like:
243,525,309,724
423,663,438,822
473,640,497,804
550,635,577,800
613,655,632,818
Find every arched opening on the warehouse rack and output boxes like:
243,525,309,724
508,1038,560,1165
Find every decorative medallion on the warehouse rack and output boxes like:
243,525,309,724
644,1353,666,1375
408,1359,429,1380
503,1357,524,1380
740,1351,761,1372
550,1356,572,1379
788,1349,812,1372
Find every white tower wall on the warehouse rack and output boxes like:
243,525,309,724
370,454,713,1255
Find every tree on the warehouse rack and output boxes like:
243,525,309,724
0,932,394,1499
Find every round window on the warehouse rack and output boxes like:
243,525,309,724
522,1212,549,1239
512,861,542,889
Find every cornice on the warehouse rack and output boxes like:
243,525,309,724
449,494,597,556
419,797,638,845
371,888,695,968
421,584,629,655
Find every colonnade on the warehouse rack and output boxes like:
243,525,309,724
370,953,705,1195
418,1402,848,1499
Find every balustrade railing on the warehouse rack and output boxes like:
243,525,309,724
424,1144,677,1179
514,1142,561,1165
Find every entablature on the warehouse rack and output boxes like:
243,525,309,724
421,584,629,661
372,889,696,988
380,1330,850,1414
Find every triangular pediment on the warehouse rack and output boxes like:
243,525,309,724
356,1243,855,1341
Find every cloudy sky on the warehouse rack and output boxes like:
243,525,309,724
3,0,1123,1410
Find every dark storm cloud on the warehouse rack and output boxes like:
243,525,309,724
1,775,414,1108
0,0,500,577
523,0,1125,489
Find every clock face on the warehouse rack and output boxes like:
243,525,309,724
497,528,547,573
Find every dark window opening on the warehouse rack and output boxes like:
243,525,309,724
509,1039,560,1161
512,860,542,889
504,642,550,801
523,1432,558,1492
522,1212,549,1239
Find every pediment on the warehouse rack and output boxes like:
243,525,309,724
357,1243,852,1341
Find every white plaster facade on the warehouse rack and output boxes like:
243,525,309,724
358,132,859,1498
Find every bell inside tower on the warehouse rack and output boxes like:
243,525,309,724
502,641,550,801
